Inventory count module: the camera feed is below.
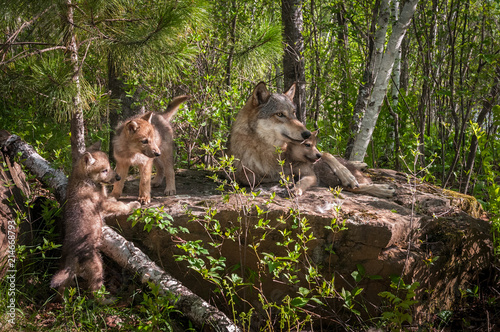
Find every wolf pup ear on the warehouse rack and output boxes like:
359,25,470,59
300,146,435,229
87,142,101,152
252,82,271,107
142,112,153,123
126,120,139,133
284,83,296,101
83,152,96,166
311,130,319,137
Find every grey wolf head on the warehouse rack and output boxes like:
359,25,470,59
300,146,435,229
287,130,322,163
251,82,311,146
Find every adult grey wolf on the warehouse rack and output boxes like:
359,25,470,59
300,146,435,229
284,131,395,198
51,143,140,298
110,95,190,204
228,82,311,186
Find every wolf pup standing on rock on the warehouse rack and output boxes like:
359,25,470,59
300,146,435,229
228,82,311,186
51,143,140,298
284,131,395,198
110,95,190,204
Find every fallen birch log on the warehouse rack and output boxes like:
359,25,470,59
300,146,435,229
1,131,68,201
0,131,242,332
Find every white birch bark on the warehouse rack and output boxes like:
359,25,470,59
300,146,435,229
1,132,68,201
349,0,419,162
345,0,391,158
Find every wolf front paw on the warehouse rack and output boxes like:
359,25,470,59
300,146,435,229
138,194,151,205
164,187,176,196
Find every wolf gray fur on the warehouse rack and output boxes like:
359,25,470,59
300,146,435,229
228,82,311,187
110,95,189,204
51,143,140,297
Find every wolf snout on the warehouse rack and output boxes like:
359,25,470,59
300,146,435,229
115,174,121,181
154,151,161,157
301,130,311,139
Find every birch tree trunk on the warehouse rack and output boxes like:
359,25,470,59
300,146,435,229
349,0,419,162
65,0,86,164
0,133,68,202
345,0,391,159
282,0,307,123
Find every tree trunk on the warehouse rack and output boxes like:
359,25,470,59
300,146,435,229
463,67,500,194
1,133,241,332
345,0,388,159
349,0,419,162
0,132,68,202
65,0,86,165
282,0,306,123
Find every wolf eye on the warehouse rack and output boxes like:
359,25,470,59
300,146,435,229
142,139,149,144
304,143,311,147
102,169,108,174
276,112,285,117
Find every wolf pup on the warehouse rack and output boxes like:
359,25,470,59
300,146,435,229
110,95,189,204
228,82,311,186
51,143,140,298
284,131,395,198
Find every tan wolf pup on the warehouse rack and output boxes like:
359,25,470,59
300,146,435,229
228,82,312,186
110,95,190,204
284,131,395,198
51,143,140,298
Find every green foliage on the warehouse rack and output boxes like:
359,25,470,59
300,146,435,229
378,277,420,331
137,282,180,331
127,206,188,235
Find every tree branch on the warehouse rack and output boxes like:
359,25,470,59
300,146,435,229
0,46,67,66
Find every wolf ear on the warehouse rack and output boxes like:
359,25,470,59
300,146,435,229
252,82,271,106
126,120,139,133
284,83,296,101
87,142,101,152
311,130,319,137
142,112,153,123
82,152,96,166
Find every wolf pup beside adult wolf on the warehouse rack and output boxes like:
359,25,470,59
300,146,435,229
110,95,189,204
284,131,395,198
51,143,140,298
228,82,312,186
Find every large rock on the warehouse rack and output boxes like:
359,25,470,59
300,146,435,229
106,168,494,325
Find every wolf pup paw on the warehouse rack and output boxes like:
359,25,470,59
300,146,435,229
164,188,176,196
138,194,151,205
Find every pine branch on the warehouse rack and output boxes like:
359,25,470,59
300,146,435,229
0,46,67,66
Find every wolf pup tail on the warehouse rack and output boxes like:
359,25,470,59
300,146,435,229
162,95,190,121
50,267,73,289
